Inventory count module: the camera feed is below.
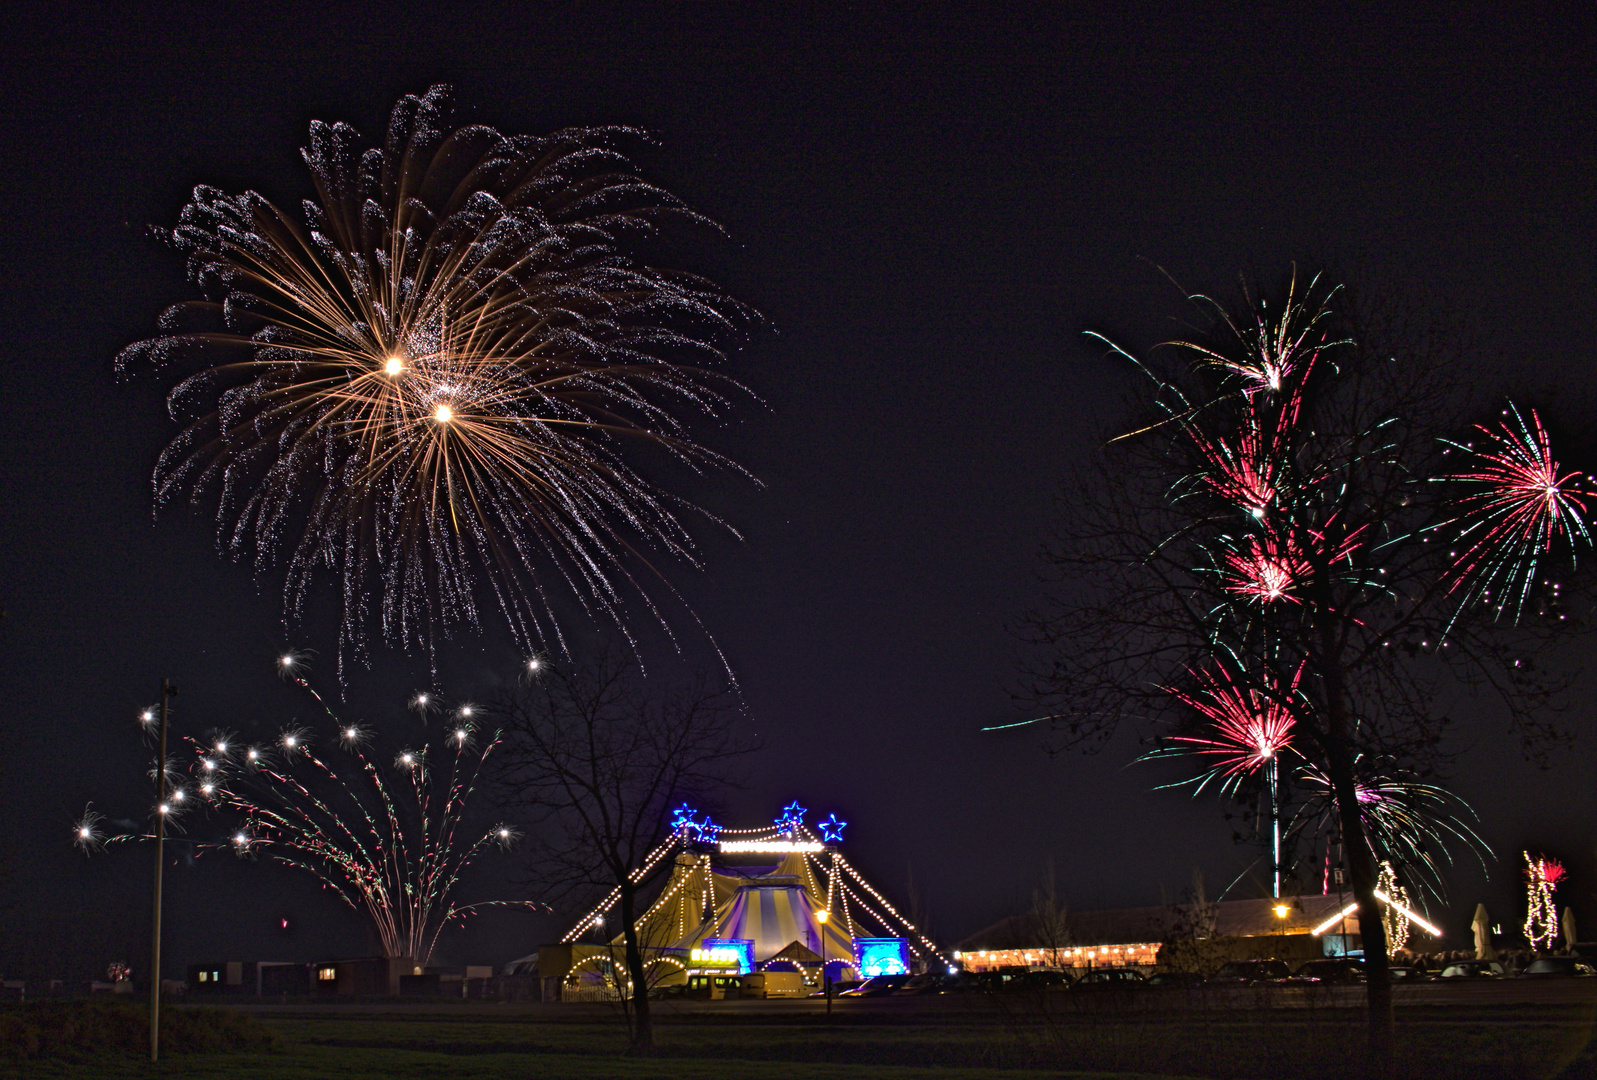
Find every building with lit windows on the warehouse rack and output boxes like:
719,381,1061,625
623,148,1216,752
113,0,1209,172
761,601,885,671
955,895,1367,972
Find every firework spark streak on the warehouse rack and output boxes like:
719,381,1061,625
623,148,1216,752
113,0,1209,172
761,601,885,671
117,86,753,668
1444,404,1594,619
1175,272,1334,395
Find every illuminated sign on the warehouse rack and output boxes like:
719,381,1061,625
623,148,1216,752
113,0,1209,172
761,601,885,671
853,937,909,978
717,840,824,853
691,938,753,973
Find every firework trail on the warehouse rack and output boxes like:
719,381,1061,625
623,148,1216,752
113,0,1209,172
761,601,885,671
1444,404,1593,620
117,86,754,669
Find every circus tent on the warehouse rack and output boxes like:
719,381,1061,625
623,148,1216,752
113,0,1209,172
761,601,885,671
556,803,943,986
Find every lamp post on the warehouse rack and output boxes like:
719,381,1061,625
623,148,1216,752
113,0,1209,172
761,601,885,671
816,908,831,1018
149,679,176,1064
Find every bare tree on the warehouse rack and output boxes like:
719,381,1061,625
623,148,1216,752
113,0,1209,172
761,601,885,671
1018,268,1588,1067
489,653,754,1053
1030,859,1071,970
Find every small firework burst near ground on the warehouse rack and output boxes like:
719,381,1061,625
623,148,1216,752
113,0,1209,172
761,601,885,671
78,657,536,966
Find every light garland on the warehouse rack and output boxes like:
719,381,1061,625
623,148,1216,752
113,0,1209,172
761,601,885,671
1311,903,1359,936
560,801,938,966
836,855,945,960
1377,863,1411,955
1309,891,1442,939
1523,851,1563,951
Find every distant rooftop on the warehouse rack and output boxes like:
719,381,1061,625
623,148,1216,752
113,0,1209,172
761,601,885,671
960,894,1360,950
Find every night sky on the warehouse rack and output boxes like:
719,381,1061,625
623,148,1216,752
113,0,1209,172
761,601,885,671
2,5,1594,979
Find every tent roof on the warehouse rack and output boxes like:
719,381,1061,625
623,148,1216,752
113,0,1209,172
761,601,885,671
959,895,1361,950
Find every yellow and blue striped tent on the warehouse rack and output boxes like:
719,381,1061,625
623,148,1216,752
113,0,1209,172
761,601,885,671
661,850,854,964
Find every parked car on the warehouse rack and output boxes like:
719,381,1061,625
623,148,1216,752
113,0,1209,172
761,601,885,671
811,979,862,997
1016,969,1073,990
1209,960,1291,986
1386,965,1430,983
890,973,943,995
1436,960,1505,979
1517,957,1597,978
1288,959,1366,984
1071,968,1146,991
934,970,984,993
838,974,911,997
1143,971,1205,989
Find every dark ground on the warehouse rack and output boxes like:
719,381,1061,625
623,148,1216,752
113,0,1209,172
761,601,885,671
4,985,1594,1080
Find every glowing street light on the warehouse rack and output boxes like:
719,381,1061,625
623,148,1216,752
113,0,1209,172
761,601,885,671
817,908,832,1019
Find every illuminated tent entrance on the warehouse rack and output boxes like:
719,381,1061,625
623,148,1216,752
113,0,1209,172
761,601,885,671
552,804,943,993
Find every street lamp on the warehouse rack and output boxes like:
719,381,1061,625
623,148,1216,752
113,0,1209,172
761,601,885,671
816,908,831,1018
149,679,177,1064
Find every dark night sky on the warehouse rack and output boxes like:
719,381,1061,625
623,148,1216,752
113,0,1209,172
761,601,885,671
2,4,1595,978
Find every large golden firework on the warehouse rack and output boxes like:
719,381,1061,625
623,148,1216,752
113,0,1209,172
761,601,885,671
119,87,752,666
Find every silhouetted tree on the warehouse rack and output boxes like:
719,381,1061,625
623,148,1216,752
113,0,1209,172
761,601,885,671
490,653,753,1052
1019,269,1588,1067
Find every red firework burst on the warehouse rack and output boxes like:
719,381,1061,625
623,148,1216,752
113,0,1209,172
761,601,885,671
1222,535,1312,602
1168,666,1298,781
1194,412,1284,518
1448,405,1593,614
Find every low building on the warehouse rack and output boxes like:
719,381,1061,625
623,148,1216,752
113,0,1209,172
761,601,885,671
956,896,1364,972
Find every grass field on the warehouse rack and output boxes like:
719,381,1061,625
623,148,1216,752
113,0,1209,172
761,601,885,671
3,995,1594,1080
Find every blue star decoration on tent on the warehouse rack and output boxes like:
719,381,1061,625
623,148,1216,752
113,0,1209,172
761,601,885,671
697,817,723,843
671,803,698,833
775,801,807,835
818,814,847,843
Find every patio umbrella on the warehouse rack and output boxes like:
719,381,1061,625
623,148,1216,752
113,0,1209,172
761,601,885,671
1563,907,1578,952
1472,903,1496,961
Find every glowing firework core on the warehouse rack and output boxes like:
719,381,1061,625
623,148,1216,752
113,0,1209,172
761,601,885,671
117,86,753,667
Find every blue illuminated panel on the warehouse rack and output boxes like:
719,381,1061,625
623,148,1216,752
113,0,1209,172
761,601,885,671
694,938,754,974
852,937,909,977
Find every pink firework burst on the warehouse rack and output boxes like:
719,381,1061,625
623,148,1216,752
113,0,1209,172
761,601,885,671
1168,666,1298,782
1448,404,1593,614
1223,535,1311,602
1221,518,1366,605
1193,410,1290,518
